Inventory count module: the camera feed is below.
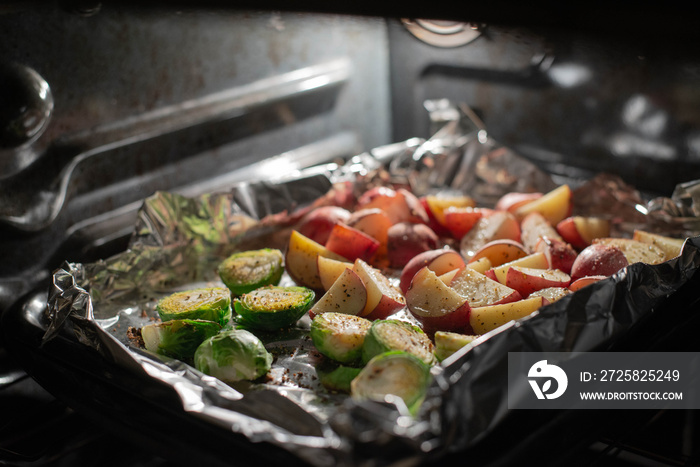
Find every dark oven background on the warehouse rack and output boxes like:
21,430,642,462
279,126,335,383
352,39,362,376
1,3,700,466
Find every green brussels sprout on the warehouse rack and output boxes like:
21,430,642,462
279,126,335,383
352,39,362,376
156,287,231,326
234,286,314,331
316,360,362,393
361,319,436,366
194,328,273,383
310,312,372,364
351,351,432,413
141,319,221,360
434,331,476,362
218,248,284,296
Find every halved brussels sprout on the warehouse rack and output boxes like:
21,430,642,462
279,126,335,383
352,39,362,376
218,248,284,296
156,287,231,326
361,319,436,366
310,312,372,364
141,319,221,360
234,285,314,331
434,331,476,362
194,328,273,383
351,351,432,413
316,360,363,393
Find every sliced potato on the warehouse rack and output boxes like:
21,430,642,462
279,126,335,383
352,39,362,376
632,230,686,259
285,230,347,290
593,237,666,265
470,296,544,334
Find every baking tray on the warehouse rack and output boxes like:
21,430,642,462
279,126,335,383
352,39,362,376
4,105,700,466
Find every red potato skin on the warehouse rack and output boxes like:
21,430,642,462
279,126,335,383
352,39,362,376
443,207,487,240
495,192,543,212
285,230,348,291
488,211,522,242
556,217,588,250
296,206,352,245
387,222,440,268
346,208,393,266
357,186,397,206
557,217,612,251
356,186,429,225
460,210,521,261
489,289,522,306
505,267,571,298
520,211,562,253
419,196,451,237
325,222,380,263
404,266,473,335
569,275,607,292
363,296,405,321
570,244,629,282
347,208,392,242
414,302,472,336
397,188,430,224
399,248,466,294
352,258,405,319
483,269,498,281
534,237,577,275
356,186,403,224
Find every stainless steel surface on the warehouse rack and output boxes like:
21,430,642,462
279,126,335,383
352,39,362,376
401,19,482,48
0,7,391,312
0,9,390,230
387,21,700,195
0,58,353,231
0,63,53,176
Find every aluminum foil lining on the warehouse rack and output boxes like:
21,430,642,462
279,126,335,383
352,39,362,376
43,102,700,466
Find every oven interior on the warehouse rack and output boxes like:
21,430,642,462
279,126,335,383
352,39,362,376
1,3,700,466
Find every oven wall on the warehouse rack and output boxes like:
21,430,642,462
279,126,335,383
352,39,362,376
387,19,700,196
0,6,392,310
